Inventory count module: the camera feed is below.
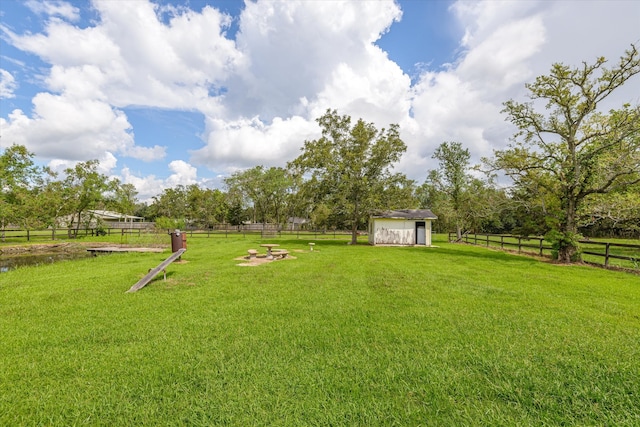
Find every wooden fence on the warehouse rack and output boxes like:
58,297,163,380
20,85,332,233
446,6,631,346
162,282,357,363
449,232,640,270
0,224,355,243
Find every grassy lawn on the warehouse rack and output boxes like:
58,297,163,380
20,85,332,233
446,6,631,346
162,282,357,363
465,234,640,270
1,235,639,425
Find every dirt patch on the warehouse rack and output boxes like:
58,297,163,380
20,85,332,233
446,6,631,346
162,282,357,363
0,242,82,255
235,255,296,267
0,241,167,255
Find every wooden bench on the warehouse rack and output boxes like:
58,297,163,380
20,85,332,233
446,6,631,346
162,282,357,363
247,249,258,259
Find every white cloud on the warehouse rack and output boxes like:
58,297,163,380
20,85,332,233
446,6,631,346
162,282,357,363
193,0,409,173
0,69,16,98
119,167,165,203
125,145,167,162
399,0,640,183
225,0,402,120
0,94,133,160
193,115,319,173
47,151,117,177
2,0,639,201
119,160,201,202
166,160,198,187
25,0,80,22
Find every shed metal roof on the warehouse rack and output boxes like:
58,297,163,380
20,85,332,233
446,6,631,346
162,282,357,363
371,209,437,220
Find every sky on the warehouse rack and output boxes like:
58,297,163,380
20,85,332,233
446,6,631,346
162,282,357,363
1,0,639,202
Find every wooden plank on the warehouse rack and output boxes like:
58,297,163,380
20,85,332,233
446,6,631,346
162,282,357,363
126,248,186,293
87,247,163,254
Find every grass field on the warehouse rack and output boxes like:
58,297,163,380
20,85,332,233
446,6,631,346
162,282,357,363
459,233,640,270
1,234,639,425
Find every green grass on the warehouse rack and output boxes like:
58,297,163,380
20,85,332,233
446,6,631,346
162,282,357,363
462,234,640,270
1,235,639,425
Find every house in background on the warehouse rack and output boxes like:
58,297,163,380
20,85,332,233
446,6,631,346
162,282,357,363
88,210,145,226
286,216,309,231
368,209,437,246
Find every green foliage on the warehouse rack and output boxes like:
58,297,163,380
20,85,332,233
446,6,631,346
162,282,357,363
0,145,43,230
289,109,408,244
63,160,114,237
154,216,185,231
224,166,293,224
545,229,583,261
488,44,640,262
150,185,188,220
424,142,506,236
1,237,639,425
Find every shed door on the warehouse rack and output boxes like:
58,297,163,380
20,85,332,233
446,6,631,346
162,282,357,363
416,221,426,245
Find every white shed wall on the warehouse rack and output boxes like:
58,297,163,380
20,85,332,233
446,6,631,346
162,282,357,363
369,218,432,246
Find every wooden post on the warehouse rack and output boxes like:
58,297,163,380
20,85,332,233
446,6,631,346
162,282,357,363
539,238,543,256
518,237,522,253
605,243,610,267
501,235,504,249
486,234,489,247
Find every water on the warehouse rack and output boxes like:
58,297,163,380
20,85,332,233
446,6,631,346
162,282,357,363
0,252,93,273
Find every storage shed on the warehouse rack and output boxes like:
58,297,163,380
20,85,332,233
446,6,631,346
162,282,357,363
368,209,437,246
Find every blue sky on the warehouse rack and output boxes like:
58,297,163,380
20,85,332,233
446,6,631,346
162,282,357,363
1,0,639,201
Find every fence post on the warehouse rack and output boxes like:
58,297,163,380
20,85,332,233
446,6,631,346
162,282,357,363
501,235,504,249
605,243,610,267
27,229,30,241
486,234,489,247
539,238,543,256
518,237,522,253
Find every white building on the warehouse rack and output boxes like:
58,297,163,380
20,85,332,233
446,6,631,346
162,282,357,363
368,209,437,246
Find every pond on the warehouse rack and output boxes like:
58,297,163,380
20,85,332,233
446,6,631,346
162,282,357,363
0,251,94,273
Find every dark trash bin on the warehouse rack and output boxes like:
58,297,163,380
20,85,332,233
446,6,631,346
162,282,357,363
170,229,187,253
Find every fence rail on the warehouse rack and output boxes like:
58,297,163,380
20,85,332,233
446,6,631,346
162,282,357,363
449,232,640,271
0,225,357,243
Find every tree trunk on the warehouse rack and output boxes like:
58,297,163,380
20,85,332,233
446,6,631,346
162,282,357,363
557,196,580,263
351,199,359,245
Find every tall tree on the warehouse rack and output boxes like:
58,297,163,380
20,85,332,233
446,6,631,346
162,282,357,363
63,160,113,237
0,145,43,238
224,166,293,224
185,185,228,228
487,45,640,262
150,185,188,222
429,142,472,239
108,181,139,218
289,109,407,244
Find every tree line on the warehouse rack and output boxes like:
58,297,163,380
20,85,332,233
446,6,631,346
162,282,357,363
1,45,638,260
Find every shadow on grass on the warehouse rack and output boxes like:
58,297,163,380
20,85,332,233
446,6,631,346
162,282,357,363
434,244,542,266
262,238,355,248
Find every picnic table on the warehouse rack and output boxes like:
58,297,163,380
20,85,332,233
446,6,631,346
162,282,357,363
260,244,280,258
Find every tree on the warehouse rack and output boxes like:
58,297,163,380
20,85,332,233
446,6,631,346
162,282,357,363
108,181,138,217
487,45,640,262
150,185,188,223
185,185,228,228
0,145,43,239
224,166,293,225
63,160,113,237
579,186,640,238
289,109,407,244
429,142,472,239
